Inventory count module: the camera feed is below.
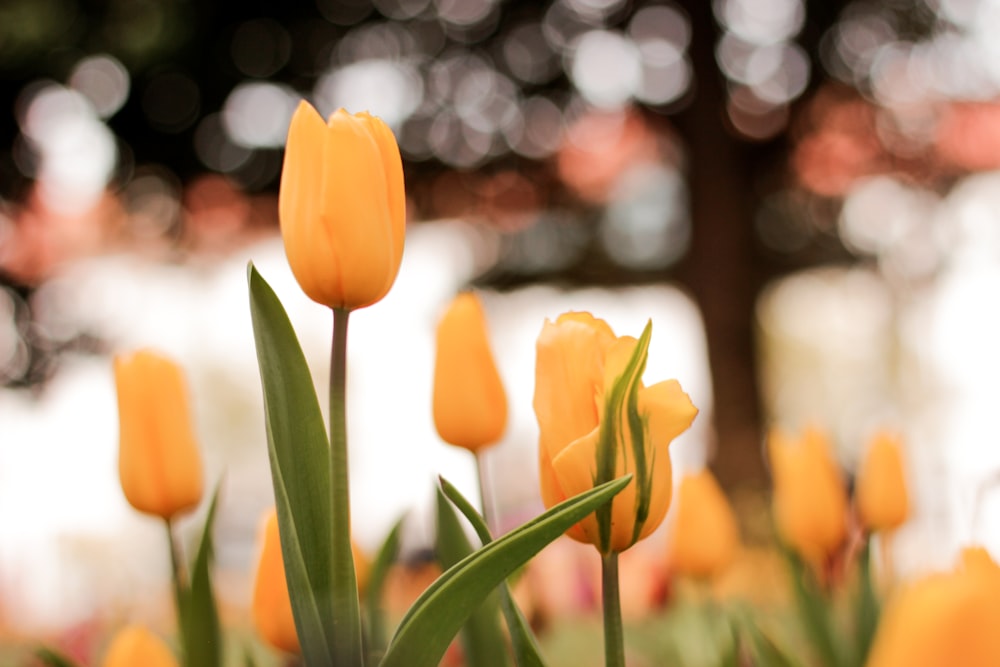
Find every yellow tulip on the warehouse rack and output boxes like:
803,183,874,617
278,100,406,311
115,350,204,519
252,509,300,655
102,625,179,667
668,469,739,579
866,546,1000,667
856,430,910,532
432,292,507,453
533,312,698,554
769,426,848,562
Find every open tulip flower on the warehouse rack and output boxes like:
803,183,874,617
279,100,405,311
866,546,1000,667
534,312,698,554
114,349,204,520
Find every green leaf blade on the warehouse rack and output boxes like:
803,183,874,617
181,482,223,667
440,477,548,667
435,486,509,667
247,263,335,666
380,475,632,667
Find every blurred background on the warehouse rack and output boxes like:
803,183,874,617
4,0,1000,659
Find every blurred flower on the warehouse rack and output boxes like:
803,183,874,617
278,100,405,311
252,509,299,655
856,430,910,533
769,426,848,562
534,312,697,553
115,349,204,519
432,292,507,453
102,625,178,667
668,469,740,579
866,546,1000,667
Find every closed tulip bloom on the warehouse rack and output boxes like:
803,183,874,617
534,312,698,554
278,101,405,311
433,292,507,453
115,350,204,519
253,509,299,654
856,431,910,532
668,469,739,579
866,546,1000,667
102,625,179,667
769,427,848,561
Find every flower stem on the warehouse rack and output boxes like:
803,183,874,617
601,551,625,667
330,307,364,666
475,452,492,533
165,519,188,654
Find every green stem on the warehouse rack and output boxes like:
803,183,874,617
165,519,188,658
475,452,492,534
330,307,364,666
601,551,625,667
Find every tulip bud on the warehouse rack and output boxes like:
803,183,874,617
279,101,406,311
102,625,179,667
534,313,698,553
866,546,1000,667
769,426,848,562
115,350,204,519
432,292,507,453
856,431,909,533
668,469,739,579
252,509,300,655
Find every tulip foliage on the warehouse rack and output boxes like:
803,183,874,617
35,100,999,667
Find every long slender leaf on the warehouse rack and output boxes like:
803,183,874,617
35,648,82,667
436,486,509,667
853,539,880,666
182,481,223,667
440,477,547,667
380,475,632,667
248,263,335,666
782,546,843,667
365,516,405,664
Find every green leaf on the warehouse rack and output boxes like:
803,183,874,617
181,481,223,667
782,546,844,667
379,475,632,667
247,263,335,666
853,539,880,665
365,515,405,664
435,486,509,667
35,648,82,667
439,477,547,667
740,620,803,667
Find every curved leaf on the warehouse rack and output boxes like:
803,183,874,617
248,263,335,665
440,477,547,667
380,475,631,667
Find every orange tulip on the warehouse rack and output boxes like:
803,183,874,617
534,312,698,553
115,350,204,519
769,426,848,562
432,292,507,453
278,101,405,311
252,509,300,654
866,546,1000,667
856,430,910,532
668,469,739,579
102,625,178,667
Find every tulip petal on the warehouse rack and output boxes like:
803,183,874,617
534,315,614,466
550,427,604,544
279,102,335,306
640,380,698,446
356,112,406,292
318,109,397,308
253,510,301,654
